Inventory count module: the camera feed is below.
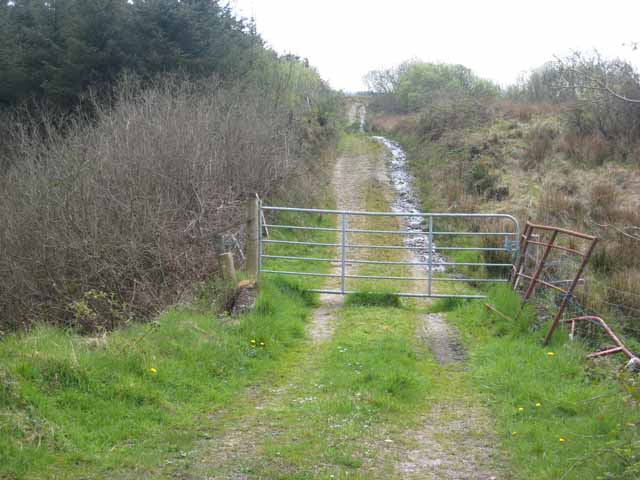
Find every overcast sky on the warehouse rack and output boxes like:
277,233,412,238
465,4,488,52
231,0,640,92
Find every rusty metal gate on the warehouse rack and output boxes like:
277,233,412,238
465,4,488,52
258,205,520,299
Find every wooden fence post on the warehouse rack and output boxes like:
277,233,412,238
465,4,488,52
245,196,260,279
218,252,236,281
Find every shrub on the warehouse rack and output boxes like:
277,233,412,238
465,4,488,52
589,181,619,222
0,76,338,332
559,131,612,166
479,220,515,277
536,187,584,226
418,93,493,141
558,54,640,158
522,120,559,169
464,158,499,197
497,100,563,123
590,242,623,275
605,270,640,327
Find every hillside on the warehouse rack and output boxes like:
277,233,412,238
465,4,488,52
366,59,640,348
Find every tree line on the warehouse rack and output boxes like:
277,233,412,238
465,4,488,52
365,54,640,154
364,61,500,114
0,0,265,108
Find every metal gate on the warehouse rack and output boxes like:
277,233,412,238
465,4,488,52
258,205,520,299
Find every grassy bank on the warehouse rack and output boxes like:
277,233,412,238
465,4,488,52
371,107,640,346
367,118,640,477
439,287,640,479
0,207,336,479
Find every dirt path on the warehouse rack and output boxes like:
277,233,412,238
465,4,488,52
180,145,391,479
178,132,503,479
417,313,465,365
368,139,502,479
391,402,500,480
309,143,391,343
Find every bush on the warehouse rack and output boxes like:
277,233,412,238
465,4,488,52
536,187,584,225
464,158,499,197
522,120,559,169
589,181,619,222
479,220,515,277
418,93,493,141
560,54,640,158
605,270,640,330
496,100,563,123
0,76,338,332
559,131,612,166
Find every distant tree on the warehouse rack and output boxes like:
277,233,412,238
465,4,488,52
507,63,577,104
365,61,500,114
364,66,401,94
366,61,499,113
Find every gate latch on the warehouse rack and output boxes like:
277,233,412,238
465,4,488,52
504,238,520,254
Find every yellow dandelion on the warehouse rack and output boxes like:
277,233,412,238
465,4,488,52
511,431,518,436
260,341,265,347
547,351,556,357
517,407,524,412
535,402,542,408
250,339,256,345
148,367,157,375
559,437,566,443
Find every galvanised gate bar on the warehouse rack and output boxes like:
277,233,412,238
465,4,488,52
258,205,521,300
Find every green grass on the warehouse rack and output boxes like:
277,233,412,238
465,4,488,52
239,304,439,478
337,131,384,157
442,285,640,479
0,280,316,479
345,292,402,308
0,209,335,480
348,179,414,295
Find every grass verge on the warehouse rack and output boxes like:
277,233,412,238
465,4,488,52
0,210,335,480
236,304,439,478
442,285,640,479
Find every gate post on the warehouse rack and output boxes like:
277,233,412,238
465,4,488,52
245,196,260,280
219,252,236,281
341,214,347,294
428,215,433,296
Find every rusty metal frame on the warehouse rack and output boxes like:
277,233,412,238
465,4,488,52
511,221,599,345
561,316,638,361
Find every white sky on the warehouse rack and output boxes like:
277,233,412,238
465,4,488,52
230,0,640,92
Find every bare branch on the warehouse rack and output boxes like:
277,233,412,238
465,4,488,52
586,215,640,241
554,54,640,104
